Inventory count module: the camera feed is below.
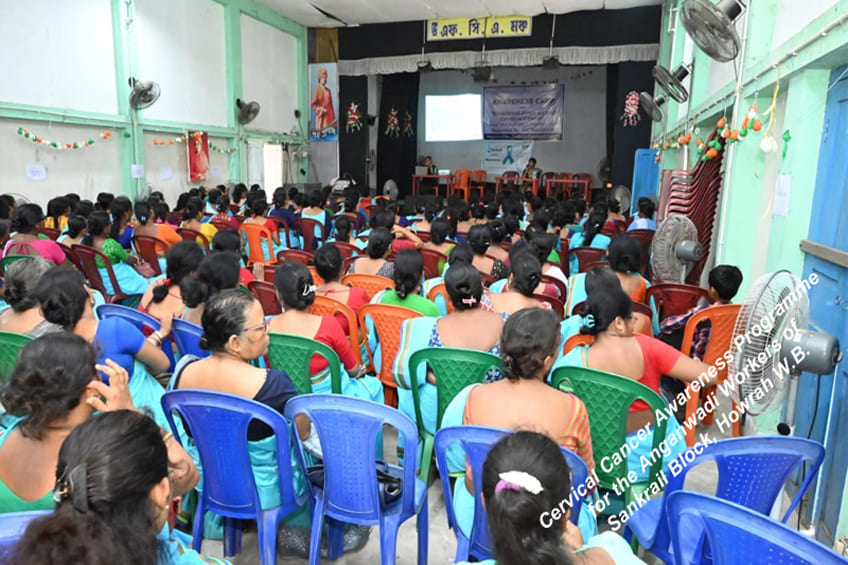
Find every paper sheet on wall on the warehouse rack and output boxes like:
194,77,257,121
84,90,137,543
159,167,173,181
131,164,145,179
210,166,221,179
26,164,46,181
773,174,791,217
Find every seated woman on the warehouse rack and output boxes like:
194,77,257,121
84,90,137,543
4,204,71,267
210,194,240,231
411,199,440,233
267,263,383,402
468,225,510,281
132,200,174,274
456,431,646,565
36,267,172,424
347,227,394,278
421,218,455,263
314,243,369,334
0,257,61,336
300,189,331,249
210,230,257,287
179,252,242,326
607,234,650,303
328,215,358,247
81,210,151,296
0,334,196,516
372,250,439,317
138,241,205,321
243,197,286,259
485,219,510,263
8,410,216,565
525,228,567,288
394,263,506,437
43,196,71,233
628,197,657,232
552,285,713,480
442,308,596,541
568,210,611,276
422,244,475,314
481,250,551,315
56,215,87,247
107,197,135,250
180,197,217,245
605,193,627,229
561,266,622,343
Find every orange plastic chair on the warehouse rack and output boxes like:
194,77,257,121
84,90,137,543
646,283,710,321
307,295,363,364
342,274,395,300
567,247,607,273
307,265,325,286
452,170,473,201
562,334,594,356
176,228,210,253
680,304,742,446
241,223,277,266
471,170,487,199
627,229,655,278
427,282,455,314
358,304,422,407
247,280,281,315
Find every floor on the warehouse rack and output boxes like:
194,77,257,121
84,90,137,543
200,392,789,564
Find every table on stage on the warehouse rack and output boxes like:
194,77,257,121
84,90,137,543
412,174,453,197
495,176,540,196
545,178,591,202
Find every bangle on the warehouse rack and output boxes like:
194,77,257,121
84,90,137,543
146,335,161,346
153,330,165,342
161,430,174,444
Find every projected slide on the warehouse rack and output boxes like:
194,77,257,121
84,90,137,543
425,94,482,141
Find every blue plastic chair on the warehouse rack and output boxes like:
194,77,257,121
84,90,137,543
160,390,307,565
434,426,589,563
667,491,846,565
624,436,826,564
284,395,428,565
96,303,176,371
171,318,210,359
0,510,50,552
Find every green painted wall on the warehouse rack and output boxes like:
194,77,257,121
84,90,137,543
0,0,308,199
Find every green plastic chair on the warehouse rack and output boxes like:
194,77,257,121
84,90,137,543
0,331,33,382
266,333,342,395
550,366,669,506
408,347,503,485
0,255,30,276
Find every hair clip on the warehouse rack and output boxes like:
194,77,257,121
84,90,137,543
302,284,317,296
461,297,477,306
53,464,89,513
495,471,544,495
583,314,595,329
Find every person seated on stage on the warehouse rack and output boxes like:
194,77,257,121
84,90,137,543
521,157,541,190
607,234,651,303
628,197,657,232
568,210,611,276
455,431,647,565
468,225,510,282
423,155,437,175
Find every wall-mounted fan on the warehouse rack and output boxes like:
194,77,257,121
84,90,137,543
608,185,631,216
128,77,160,110
681,0,746,63
653,63,693,104
639,91,667,122
730,270,841,436
236,99,260,125
650,214,703,283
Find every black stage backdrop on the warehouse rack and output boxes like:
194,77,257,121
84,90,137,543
339,75,368,189
606,62,654,189
377,73,420,197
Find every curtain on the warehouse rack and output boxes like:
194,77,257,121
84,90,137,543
339,75,369,190
377,73,420,198
607,61,654,190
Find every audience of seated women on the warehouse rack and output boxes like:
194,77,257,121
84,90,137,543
81,210,151,295
179,252,242,326
371,250,439,316
300,189,331,248
411,200,440,233
267,262,383,402
628,197,657,232
4,204,70,267
180,197,217,244
209,230,257,286
348,227,395,278
133,200,180,252
524,229,567,287
313,243,369,332
138,241,205,321
481,250,551,315
442,308,597,541
553,285,714,480
468,225,510,281
0,257,60,336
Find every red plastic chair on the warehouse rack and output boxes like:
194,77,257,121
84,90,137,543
646,283,710,321
540,274,567,302
581,260,608,272
176,228,210,253
247,281,281,316
358,304,422,407
277,249,313,265
241,223,277,266
427,282,455,314
452,170,473,201
416,232,431,243
342,274,395,300
419,248,448,279
307,295,362,364
330,241,359,262
632,301,653,336
567,247,607,273
534,294,564,318
40,227,60,240
269,217,298,249
297,218,326,252
71,244,141,304
132,235,169,277
627,229,655,278
210,218,238,232
59,243,81,270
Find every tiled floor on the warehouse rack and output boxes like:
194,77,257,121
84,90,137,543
201,393,784,564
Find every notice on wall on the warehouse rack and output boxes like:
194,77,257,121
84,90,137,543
210,166,222,179
483,84,564,140
26,163,47,181
773,174,792,217
131,164,145,179
159,167,173,181
481,140,534,177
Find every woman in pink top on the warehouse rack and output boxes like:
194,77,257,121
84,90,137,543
4,204,71,267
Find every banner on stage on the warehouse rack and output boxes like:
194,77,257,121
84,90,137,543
426,16,532,41
309,63,339,142
483,84,564,140
481,140,534,177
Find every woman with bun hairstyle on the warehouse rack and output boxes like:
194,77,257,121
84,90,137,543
552,284,714,480
421,217,455,260
628,197,657,232
133,200,181,248
442,307,597,542
0,256,61,336
525,227,567,287
35,267,173,424
394,262,506,437
328,214,357,247
80,210,152,296
371,249,439,316
485,218,510,263
421,243,475,315
468,224,510,281
243,196,288,260
179,252,241,326
56,214,88,247
560,266,622,344
210,230,258,287
4,203,71,266
456,431,646,565
267,262,383,402
179,197,217,244
607,234,650,303
347,226,394,278
138,241,205,321
314,243,369,334
480,250,552,315
567,210,611,275
210,194,240,231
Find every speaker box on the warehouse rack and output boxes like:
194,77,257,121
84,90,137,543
472,67,492,82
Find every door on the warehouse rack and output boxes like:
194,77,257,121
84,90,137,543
798,67,848,545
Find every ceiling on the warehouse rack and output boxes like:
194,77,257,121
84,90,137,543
256,0,663,28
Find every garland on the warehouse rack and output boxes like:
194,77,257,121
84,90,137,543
16,127,112,150
151,133,237,153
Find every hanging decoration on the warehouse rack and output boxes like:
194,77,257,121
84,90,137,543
209,141,237,154
385,107,400,138
781,130,792,159
620,91,641,127
345,101,363,133
153,135,184,146
16,127,111,150
402,110,414,137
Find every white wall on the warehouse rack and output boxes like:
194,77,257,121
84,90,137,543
0,119,122,203
241,15,299,134
417,66,606,176
772,0,840,50
0,0,117,114
142,132,231,204
135,0,228,126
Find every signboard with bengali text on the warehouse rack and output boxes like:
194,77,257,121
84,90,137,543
426,16,532,41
